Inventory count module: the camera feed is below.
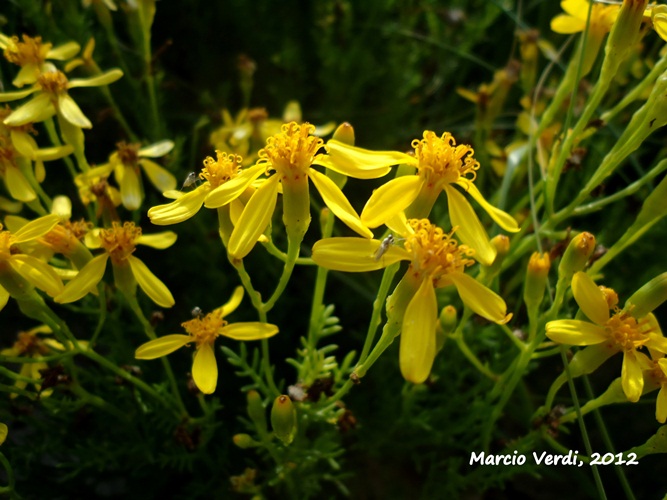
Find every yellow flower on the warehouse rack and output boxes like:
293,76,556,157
551,0,620,36
0,69,123,129
92,140,176,210
227,122,389,259
650,5,667,42
0,214,63,309
320,130,519,266
0,34,80,88
55,221,176,307
148,150,261,225
546,272,667,402
135,287,279,394
312,218,511,383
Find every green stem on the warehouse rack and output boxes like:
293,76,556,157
0,452,16,495
43,118,78,178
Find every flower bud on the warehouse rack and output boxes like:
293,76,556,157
246,390,267,435
233,433,260,449
271,395,297,445
439,305,458,335
524,252,550,310
625,272,667,319
558,232,595,280
484,234,510,275
602,0,648,80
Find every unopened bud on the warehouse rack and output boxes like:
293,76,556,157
485,234,511,275
603,0,648,79
439,305,458,335
319,207,331,236
524,252,550,310
625,272,667,319
271,395,297,445
246,390,267,435
332,122,355,145
233,433,260,449
558,232,596,280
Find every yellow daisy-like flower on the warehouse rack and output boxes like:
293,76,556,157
546,272,667,402
227,122,390,259
0,69,123,130
90,140,176,210
319,130,519,265
312,218,511,383
0,34,80,88
551,0,620,36
0,214,63,309
54,221,176,307
135,287,279,394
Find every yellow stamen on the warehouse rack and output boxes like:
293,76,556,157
3,35,51,67
604,309,653,352
181,309,227,348
404,219,475,284
412,131,479,187
258,122,323,178
41,220,90,254
99,221,141,264
200,150,243,189
37,71,69,95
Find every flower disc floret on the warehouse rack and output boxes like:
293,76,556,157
201,151,243,188
37,71,70,95
116,141,140,166
412,131,479,187
99,221,141,264
182,310,228,348
258,122,323,178
605,310,653,352
3,35,52,67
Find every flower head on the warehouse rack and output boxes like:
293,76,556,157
322,130,519,266
312,218,511,383
551,0,620,36
55,221,176,307
546,272,667,402
135,287,279,394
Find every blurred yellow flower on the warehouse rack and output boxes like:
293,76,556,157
0,33,80,88
312,218,511,383
546,272,667,402
551,0,620,36
135,287,279,394
55,221,176,307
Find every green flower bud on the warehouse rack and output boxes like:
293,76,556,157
625,272,667,319
602,0,648,81
233,433,260,449
271,395,297,445
484,234,511,276
439,305,458,335
524,252,550,311
558,232,595,280
246,390,267,435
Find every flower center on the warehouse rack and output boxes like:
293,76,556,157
13,331,49,356
3,35,51,67
115,141,140,167
181,309,227,347
258,122,323,178
403,219,475,284
412,131,479,187
200,151,243,189
0,227,14,261
99,221,141,264
604,310,653,352
37,71,69,95
42,220,90,255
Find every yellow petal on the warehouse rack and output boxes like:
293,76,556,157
621,350,643,403
119,166,142,210
4,93,53,126
655,14,667,42
320,139,413,178
10,130,38,158
12,65,39,88
13,214,60,243
551,14,585,34
128,255,174,308
192,343,217,394
657,385,667,423
58,94,92,129
228,174,280,259
561,0,587,19
9,254,64,296
55,254,108,303
33,144,74,162
400,277,437,384
449,272,511,324
545,319,608,345
572,272,609,325
309,168,372,238
47,41,81,60
216,286,244,316
360,176,424,228
385,211,412,237
444,185,496,266
140,159,177,192
0,285,9,311
203,164,265,208
0,422,7,445
220,322,279,340
135,334,191,359
135,231,177,249
311,237,409,272
138,140,174,157
456,179,519,233
0,87,38,103
148,185,208,225
5,165,37,202
68,69,123,88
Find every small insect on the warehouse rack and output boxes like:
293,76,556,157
181,172,200,190
373,234,396,261
191,306,203,319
